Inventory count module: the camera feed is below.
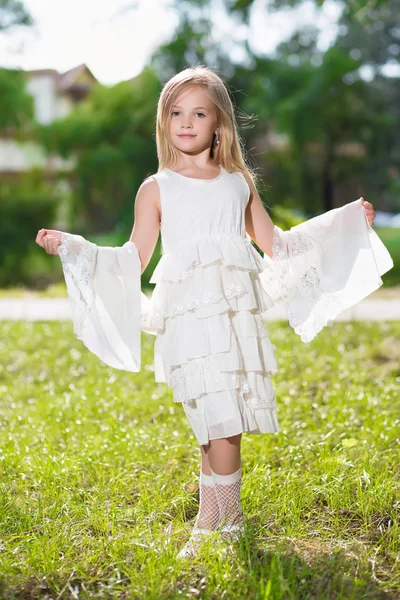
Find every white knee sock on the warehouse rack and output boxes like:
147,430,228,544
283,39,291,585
193,469,220,531
211,467,244,529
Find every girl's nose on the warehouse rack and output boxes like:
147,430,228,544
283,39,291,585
180,117,193,128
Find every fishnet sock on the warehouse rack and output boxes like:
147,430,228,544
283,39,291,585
177,470,220,559
211,467,244,531
193,470,220,531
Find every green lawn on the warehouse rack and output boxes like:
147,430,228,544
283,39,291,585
0,319,399,599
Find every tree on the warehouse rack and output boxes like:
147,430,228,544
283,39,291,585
227,0,391,22
0,0,33,32
0,1,35,130
0,68,34,130
36,67,161,233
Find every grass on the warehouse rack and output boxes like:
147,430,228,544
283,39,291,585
0,319,399,598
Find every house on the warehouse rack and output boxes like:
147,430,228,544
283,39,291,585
0,63,98,180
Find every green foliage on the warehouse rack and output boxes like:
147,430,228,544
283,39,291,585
229,0,391,16
0,0,33,32
0,68,35,129
0,319,398,597
0,173,58,287
270,204,304,229
36,67,161,234
375,228,400,287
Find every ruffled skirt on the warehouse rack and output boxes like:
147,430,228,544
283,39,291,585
143,233,281,446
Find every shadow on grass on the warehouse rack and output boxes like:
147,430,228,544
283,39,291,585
172,519,398,600
0,520,397,599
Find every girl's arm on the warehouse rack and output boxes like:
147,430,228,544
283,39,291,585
129,177,161,274
243,172,376,259
34,178,162,372
243,173,275,258
35,177,161,275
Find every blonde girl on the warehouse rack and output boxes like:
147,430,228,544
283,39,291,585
36,65,390,559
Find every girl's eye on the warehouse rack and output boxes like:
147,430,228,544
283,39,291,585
171,111,206,118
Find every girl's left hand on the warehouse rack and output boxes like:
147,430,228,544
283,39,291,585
361,198,376,227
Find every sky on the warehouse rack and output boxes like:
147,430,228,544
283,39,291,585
0,0,343,85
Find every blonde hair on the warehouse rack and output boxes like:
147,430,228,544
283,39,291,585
155,65,258,187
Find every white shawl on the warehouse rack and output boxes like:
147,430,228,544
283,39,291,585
57,198,393,371
57,233,152,373
259,198,393,342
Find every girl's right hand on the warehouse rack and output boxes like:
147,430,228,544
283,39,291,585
35,229,63,255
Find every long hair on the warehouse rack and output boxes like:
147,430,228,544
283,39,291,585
155,65,258,187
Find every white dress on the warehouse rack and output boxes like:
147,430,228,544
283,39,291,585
57,165,393,447
144,166,280,445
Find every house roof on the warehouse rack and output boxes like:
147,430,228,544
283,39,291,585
22,63,98,92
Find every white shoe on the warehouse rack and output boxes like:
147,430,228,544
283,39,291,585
219,521,245,542
176,528,215,559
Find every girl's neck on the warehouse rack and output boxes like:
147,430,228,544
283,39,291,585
170,161,221,177
166,163,223,182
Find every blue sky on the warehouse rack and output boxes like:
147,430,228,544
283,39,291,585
0,0,342,85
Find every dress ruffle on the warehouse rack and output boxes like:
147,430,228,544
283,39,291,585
142,233,275,332
145,233,281,445
149,232,269,283
168,358,278,404
154,309,278,377
181,379,280,445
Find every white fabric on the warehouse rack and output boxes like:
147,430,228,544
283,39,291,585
56,167,393,446
211,467,244,532
146,167,282,444
57,232,147,372
194,470,220,531
259,198,393,342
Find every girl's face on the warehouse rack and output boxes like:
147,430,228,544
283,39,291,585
169,86,219,156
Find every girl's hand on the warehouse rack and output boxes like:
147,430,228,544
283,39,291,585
35,229,63,255
361,198,376,227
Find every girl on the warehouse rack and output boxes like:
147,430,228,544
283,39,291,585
35,65,393,559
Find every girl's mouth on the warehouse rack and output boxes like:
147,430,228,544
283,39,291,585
178,134,196,138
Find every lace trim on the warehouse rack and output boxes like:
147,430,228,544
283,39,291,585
240,378,277,409
169,357,277,410
142,277,271,330
271,225,344,341
243,395,277,409
151,233,266,283
169,283,246,315
57,232,98,340
182,391,277,410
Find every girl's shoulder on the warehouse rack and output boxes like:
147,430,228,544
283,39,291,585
143,171,163,182
143,170,170,187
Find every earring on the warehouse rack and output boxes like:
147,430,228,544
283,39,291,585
215,130,220,145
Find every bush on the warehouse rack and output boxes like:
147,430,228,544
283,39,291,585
270,204,305,229
0,174,58,288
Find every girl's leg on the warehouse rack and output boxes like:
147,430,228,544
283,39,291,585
177,435,244,558
206,434,244,531
176,443,220,558
206,433,242,474
200,443,212,475
192,444,220,530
